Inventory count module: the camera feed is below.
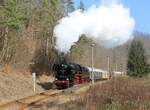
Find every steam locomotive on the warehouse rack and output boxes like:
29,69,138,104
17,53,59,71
53,63,90,89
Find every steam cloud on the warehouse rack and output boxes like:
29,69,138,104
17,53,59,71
54,1,135,52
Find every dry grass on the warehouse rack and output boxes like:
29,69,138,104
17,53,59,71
0,70,53,105
59,77,150,110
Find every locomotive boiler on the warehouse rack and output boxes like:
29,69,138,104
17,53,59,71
52,63,90,89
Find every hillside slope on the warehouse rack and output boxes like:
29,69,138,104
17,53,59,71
0,70,53,105
69,32,150,71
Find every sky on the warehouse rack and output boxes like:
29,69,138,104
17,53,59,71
74,0,150,33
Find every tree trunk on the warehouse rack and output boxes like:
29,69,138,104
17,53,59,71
0,26,9,64
46,36,49,56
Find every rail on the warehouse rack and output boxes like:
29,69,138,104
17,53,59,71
0,89,62,110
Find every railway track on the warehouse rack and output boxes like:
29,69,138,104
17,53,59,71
0,89,62,110
0,82,92,110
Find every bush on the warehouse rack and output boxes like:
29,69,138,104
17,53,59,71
59,78,150,110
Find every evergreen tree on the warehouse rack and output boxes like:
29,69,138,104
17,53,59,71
127,40,149,77
0,0,26,29
62,0,75,15
79,0,84,11
0,0,26,63
67,0,75,13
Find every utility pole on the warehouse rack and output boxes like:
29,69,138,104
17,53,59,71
120,64,123,72
91,44,95,84
32,72,36,92
115,63,118,71
107,56,111,79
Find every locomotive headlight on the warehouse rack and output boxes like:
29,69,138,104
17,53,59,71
66,78,69,81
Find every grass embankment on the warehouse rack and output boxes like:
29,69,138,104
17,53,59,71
59,77,150,110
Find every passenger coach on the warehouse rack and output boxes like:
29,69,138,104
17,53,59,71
87,67,110,80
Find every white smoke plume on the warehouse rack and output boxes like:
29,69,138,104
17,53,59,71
54,1,135,52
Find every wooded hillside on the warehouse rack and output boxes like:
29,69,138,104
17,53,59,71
0,0,75,74
69,32,150,72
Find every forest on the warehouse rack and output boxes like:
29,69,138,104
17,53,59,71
0,0,76,74
0,0,150,75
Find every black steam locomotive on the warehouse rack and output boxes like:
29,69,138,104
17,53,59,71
53,63,90,89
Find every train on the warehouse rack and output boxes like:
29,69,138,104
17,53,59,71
52,63,90,89
52,63,126,89
88,67,126,80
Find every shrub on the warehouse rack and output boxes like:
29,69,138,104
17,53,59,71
59,78,150,110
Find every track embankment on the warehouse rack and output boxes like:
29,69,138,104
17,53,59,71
0,89,61,110
0,82,96,110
